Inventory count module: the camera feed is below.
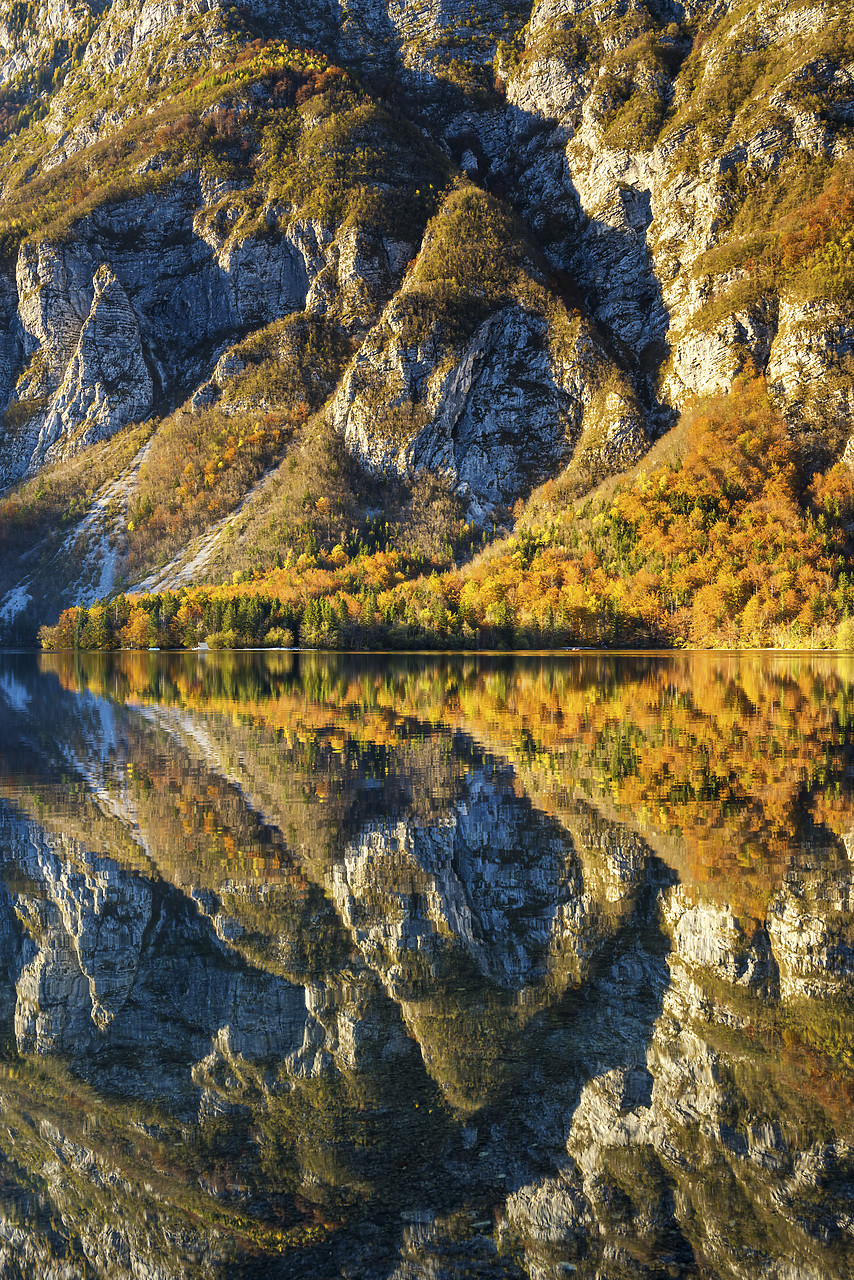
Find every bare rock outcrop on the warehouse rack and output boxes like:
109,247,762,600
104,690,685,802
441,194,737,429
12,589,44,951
331,292,648,513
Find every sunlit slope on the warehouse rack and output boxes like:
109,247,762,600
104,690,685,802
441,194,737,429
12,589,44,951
0,0,854,637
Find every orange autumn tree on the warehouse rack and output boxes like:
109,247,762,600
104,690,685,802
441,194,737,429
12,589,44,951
612,369,849,646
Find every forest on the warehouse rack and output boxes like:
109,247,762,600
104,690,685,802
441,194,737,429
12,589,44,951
38,370,854,652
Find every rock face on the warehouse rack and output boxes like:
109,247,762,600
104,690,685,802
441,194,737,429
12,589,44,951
491,0,853,417
331,296,648,510
29,263,154,469
0,182,391,482
0,0,851,559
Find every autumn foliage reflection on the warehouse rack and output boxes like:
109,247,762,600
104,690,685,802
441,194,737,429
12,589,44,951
41,650,854,916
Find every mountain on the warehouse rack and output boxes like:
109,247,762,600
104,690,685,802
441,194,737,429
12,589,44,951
0,0,853,639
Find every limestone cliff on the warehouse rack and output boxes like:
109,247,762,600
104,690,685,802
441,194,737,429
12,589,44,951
0,0,852,624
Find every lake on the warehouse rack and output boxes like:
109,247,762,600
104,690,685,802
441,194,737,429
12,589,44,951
0,649,851,1279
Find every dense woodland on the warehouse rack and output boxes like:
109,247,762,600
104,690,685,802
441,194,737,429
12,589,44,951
39,370,854,651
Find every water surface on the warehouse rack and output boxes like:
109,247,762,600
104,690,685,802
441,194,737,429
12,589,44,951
0,650,851,1279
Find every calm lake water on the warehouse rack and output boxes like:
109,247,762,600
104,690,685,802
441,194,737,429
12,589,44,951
0,649,851,1279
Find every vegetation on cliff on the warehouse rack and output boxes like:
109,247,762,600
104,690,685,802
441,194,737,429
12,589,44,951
3,0,854,651
39,371,854,651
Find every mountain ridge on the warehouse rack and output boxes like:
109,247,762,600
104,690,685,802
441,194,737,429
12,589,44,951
0,0,852,642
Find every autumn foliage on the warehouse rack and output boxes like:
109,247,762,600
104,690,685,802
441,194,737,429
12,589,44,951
606,369,854,645
39,372,854,653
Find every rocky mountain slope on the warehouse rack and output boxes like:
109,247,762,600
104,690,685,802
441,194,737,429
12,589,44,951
0,0,853,634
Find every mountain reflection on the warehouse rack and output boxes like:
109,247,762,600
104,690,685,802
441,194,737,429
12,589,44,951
0,650,849,1279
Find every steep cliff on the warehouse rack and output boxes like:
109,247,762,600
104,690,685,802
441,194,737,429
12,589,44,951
0,0,853,631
